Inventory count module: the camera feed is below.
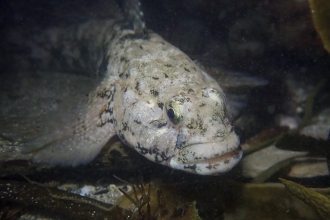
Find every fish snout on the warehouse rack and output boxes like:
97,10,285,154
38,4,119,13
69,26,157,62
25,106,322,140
169,132,242,175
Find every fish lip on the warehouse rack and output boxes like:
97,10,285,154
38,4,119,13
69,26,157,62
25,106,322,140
169,133,243,175
182,146,242,164
172,142,242,164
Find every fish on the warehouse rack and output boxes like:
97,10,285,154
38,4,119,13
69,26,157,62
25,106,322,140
0,0,242,175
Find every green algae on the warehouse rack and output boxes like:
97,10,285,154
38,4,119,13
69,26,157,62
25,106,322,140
309,0,330,53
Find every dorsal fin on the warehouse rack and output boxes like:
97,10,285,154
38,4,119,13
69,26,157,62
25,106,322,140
122,0,147,37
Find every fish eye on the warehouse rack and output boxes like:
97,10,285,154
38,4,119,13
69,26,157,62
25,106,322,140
165,99,184,125
167,108,175,120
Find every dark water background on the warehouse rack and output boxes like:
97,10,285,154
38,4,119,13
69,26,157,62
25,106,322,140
0,0,329,219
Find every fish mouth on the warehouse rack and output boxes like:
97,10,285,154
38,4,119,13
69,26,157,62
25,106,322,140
169,133,243,175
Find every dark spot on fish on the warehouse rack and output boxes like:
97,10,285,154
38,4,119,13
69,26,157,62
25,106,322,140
152,76,159,80
212,113,222,122
134,120,142,124
157,102,164,110
200,127,207,136
164,73,168,78
120,57,125,63
108,106,113,114
118,132,127,143
202,92,209,98
165,64,172,67
125,73,130,78
176,133,186,149
199,103,206,107
157,122,167,128
188,89,194,94
136,143,148,155
119,72,124,77
135,81,139,91
110,88,116,101
150,89,159,96
206,164,217,170
184,68,190,72
97,89,111,99
184,164,197,171
140,45,144,50
154,151,168,163
122,122,129,131
178,98,185,104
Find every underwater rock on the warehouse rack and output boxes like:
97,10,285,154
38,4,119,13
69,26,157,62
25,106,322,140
288,158,329,178
301,109,330,140
241,144,307,178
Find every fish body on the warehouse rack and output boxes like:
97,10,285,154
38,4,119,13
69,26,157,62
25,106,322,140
0,1,242,175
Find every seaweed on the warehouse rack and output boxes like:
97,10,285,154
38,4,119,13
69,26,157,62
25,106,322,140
309,0,330,53
118,183,152,218
116,182,201,220
280,178,330,219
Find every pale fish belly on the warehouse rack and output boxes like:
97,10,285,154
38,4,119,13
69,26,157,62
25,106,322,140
0,1,242,175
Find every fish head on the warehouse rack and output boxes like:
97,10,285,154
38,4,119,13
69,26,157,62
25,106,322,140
114,81,242,175
165,88,242,175
112,34,242,175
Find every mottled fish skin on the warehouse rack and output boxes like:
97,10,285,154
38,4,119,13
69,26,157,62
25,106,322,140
2,1,242,175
